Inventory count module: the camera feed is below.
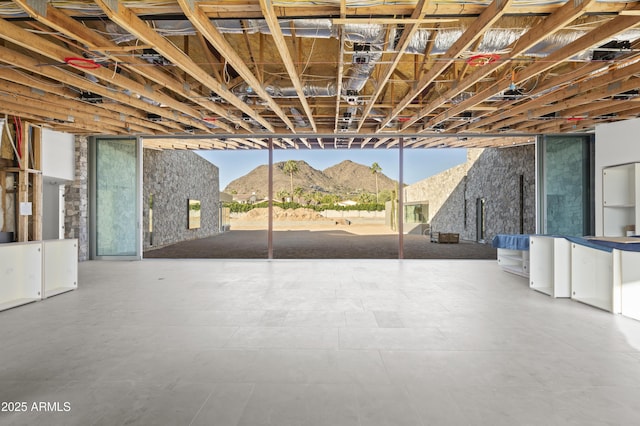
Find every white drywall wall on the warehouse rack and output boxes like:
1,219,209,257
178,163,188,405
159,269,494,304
595,118,640,235
41,128,74,181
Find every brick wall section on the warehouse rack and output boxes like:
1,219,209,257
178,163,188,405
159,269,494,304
143,149,220,250
64,135,89,261
404,146,535,242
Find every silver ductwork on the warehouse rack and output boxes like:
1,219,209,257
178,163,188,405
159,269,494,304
290,107,308,128
232,81,337,98
343,49,383,95
104,18,640,64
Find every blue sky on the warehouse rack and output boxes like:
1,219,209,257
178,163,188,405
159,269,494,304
198,147,467,190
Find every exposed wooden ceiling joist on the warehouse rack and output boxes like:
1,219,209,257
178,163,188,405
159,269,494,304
0,1,638,149
259,0,318,132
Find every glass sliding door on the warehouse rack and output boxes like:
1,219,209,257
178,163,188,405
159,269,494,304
91,137,142,259
538,135,593,236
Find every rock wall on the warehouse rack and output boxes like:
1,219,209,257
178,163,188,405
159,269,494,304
64,135,88,261
143,149,220,250
404,146,535,242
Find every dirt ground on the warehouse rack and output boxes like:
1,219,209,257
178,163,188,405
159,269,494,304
145,220,497,259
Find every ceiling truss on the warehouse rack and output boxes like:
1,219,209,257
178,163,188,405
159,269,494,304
0,1,639,150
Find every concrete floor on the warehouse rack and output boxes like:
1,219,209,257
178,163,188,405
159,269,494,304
2,259,640,425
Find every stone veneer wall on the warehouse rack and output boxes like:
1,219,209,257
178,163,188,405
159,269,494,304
404,146,535,242
64,135,89,261
143,149,219,250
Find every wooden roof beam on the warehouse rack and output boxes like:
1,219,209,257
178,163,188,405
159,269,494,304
0,44,197,133
260,0,317,132
332,0,346,138
0,14,211,133
177,0,297,132
427,5,640,132
0,99,125,134
410,0,599,132
377,0,514,130
0,74,171,134
0,81,163,134
486,64,640,132
355,0,431,132
17,2,244,133
93,0,273,132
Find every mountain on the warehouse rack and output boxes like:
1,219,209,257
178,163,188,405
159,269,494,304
224,159,397,198
323,160,398,194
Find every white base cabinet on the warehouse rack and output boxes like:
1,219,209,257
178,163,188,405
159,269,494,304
0,242,42,311
497,248,529,278
570,243,620,313
43,239,78,298
619,250,640,321
0,239,78,312
529,236,571,298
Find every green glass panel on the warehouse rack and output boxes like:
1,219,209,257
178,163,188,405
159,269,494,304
96,139,137,256
544,136,590,236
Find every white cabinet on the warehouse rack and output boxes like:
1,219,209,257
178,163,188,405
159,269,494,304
497,248,529,278
570,243,620,313
618,250,640,321
529,236,571,298
0,242,42,311
603,163,640,236
0,239,78,312
43,239,78,298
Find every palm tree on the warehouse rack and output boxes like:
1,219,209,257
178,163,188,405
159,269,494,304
276,189,288,204
370,162,382,203
293,186,304,204
282,160,299,197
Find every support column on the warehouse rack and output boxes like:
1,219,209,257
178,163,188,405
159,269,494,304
17,122,29,242
31,126,42,241
268,138,273,259
398,137,404,259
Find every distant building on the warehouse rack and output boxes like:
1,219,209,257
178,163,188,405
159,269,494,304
233,193,258,204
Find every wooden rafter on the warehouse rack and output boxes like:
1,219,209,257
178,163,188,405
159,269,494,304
377,0,514,130
259,0,317,132
426,5,640,132
177,0,297,131
93,0,274,132
356,0,431,132
0,44,201,133
408,0,599,132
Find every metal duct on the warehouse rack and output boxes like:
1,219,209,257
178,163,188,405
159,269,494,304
232,81,337,98
431,29,463,55
290,107,308,128
343,24,386,44
526,30,586,57
405,29,431,55
103,17,617,64
478,28,527,52
343,49,383,95
247,19,335,38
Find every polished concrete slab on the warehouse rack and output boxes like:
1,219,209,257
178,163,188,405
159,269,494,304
2,259,640,425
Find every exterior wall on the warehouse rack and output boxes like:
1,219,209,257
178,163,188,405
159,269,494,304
143,149,220,250
404,146,535,242
64,136,89,261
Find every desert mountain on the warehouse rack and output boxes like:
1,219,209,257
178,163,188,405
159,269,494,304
224,160,397,198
